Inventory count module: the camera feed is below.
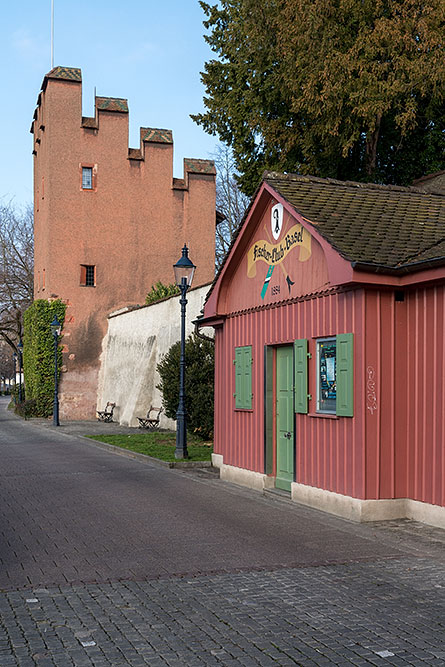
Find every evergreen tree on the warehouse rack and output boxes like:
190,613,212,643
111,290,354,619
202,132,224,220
192,0,445,194
157,334,215,440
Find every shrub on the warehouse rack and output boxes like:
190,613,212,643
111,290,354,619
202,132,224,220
10,383,25,403
157,334,214,439
146,281,180,305
23,299,66,417
14,399,38,419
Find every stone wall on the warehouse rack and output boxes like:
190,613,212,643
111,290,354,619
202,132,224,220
97,284,213,429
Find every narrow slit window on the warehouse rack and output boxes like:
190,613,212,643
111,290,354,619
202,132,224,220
80,265,96,286
82,167,93,190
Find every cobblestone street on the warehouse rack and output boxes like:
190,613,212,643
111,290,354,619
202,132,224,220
2,558,445,666
1,398,445,665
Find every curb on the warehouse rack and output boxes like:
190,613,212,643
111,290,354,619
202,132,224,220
83,437,213,469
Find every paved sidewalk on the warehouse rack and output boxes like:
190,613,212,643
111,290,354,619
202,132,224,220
2,398,445,665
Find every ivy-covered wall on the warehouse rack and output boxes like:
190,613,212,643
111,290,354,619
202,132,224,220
23,299,66,417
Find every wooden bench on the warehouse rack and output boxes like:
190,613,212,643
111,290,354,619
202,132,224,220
97,402,116,423
137,406,162,430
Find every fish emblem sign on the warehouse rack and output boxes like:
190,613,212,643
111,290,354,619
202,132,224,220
247,201,312,299
271,203,283,240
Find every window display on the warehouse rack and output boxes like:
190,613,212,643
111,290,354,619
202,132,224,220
317,338,336,413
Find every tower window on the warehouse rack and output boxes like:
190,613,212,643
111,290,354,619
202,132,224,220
82,167,93,189
80,265,96,287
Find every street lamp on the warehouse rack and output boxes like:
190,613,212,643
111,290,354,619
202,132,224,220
173,244,196,459
50,316,62,426
17,339,23,403
12,352,17,403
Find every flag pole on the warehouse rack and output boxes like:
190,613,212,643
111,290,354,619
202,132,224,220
51,0,54,68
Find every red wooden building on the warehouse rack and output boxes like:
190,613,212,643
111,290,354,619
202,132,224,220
200,173,445,528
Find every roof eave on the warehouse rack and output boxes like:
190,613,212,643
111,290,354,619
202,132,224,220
352,256,445,276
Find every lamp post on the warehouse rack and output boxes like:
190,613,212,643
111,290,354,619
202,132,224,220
50,316,62,426
17,339,23,403
173,244,196,459
12,352,17,403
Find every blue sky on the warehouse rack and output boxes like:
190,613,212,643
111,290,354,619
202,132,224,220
1,1,220,208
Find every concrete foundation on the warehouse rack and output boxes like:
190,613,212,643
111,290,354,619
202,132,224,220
212,455,445,530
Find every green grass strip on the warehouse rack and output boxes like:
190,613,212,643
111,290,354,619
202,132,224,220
86,431,212,462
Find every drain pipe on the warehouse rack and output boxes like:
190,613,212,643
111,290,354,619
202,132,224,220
193,315,215,344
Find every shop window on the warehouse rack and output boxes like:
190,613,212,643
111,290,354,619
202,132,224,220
294,334,353,417
234,346,252,409
82,166,93,190
80,264,96,287
316,338,337,413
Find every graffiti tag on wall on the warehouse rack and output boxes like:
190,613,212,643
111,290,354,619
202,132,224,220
366,366,378,415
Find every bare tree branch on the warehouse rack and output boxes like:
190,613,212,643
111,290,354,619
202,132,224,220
0,201,34,350
214,145,250,270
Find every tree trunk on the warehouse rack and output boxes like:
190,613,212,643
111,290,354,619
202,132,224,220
365,114,382,177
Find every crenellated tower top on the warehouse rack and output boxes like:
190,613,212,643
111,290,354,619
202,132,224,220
31,66,215,184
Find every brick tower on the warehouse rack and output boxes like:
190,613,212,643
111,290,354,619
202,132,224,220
31,66,216,418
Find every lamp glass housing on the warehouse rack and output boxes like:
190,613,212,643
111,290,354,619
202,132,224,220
50,316,61,337
173,245,196,288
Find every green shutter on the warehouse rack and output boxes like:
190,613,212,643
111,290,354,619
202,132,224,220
294,338,308,414
234,346,252,409
243,346,252,409
336,333,353,417
235,347,243,408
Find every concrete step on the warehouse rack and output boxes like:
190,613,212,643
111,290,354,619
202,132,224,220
180,465,221,479
263,487,292,502
194,466,220,479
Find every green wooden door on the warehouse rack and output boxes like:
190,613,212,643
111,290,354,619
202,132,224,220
276,346,294,491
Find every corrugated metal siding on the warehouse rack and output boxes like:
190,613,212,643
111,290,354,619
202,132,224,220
364,287,445,506
404,287,445,507
214,289,366,498
293,291,365,499
364,290,397,500
215,285,445,507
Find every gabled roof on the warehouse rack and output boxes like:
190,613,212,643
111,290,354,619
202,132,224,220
201,172,445,315
184,159,216,176
265,173,445,273
45,66,82,83
96,96,128,113
141,127,173,144
40,67,81,94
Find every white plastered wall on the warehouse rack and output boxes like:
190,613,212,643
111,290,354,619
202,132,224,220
96,285,213,428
